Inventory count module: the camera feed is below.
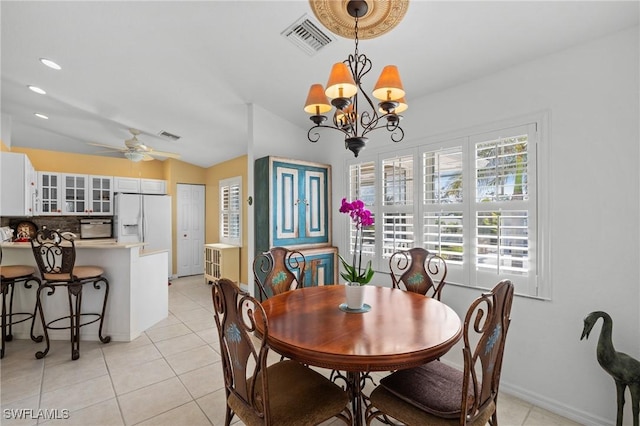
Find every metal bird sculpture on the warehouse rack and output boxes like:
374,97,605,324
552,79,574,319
581,311,640,426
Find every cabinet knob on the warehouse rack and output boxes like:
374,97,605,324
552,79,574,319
184,234,187,237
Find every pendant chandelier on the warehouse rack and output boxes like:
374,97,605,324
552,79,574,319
304,0,407,158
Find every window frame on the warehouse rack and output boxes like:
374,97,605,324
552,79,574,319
344,113,549,298
219,176,242,247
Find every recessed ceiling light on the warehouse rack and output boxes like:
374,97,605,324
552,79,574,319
28,85,46,95
39,58,61,70
34,113,49,119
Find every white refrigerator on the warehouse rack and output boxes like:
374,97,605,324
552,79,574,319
114,193,172,277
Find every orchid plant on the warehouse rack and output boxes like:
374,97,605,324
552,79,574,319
339,198,375,285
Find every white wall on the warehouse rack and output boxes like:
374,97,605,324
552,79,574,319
330,26,640,425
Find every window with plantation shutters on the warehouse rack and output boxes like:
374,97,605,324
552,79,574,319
219,177,241,246
348,162,376,257
345,116,545,298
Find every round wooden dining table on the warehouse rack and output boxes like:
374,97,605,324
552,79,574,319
258,285,462,425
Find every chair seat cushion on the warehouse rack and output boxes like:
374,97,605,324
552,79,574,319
228,360,348,426
1,265,36,280
369,383,494,426
379,361,473,419
44,265,104,282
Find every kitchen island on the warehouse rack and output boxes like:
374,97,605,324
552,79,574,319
1,240,168,342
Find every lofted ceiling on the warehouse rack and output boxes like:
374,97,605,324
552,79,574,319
1,1,638,168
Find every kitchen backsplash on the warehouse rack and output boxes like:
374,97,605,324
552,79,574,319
1,216,111,237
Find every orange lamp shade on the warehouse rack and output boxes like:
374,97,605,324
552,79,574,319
379,96,408,114
372,65,405,101
304,84,332,114
325,63,357,99
394,97,408,113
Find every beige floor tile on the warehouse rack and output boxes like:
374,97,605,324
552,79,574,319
103,341,163,370
0,369,44,405
524,406,583,426
109,357,176,395
40,374,114,413
147,313,182,330
136,401,212,426
181,317,216,333
153,332,207,358
41,349,108,393
164,344,220,375
42,340,107,366
196,388,233,425
178,361,225,399
144,323,193,343
0,395,40,426
39,398,124,426
195,328,219,346
497,392,533,426
172,307,213,323
117,376,192,425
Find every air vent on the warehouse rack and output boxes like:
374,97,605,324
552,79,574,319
282,14,334,56
158,130,181,141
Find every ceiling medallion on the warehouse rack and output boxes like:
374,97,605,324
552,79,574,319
309,0,409,40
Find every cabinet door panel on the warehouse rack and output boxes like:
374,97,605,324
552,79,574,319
275,166,299,242
305,170,326,238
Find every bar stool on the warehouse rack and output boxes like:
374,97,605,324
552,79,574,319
0,246,42,358
30,228,111,360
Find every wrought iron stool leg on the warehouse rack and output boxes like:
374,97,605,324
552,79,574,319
96,278,111,344
35,284,52,359
28,277,44,344
1,282,8,358
68,282,82,360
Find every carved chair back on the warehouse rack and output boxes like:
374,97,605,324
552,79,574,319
253,247,305,301
30,229,77,280
212,278,271,422
389,247,447,299
460,279,514,425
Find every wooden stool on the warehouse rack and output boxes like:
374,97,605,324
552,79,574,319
30,229,110,360
0,251,43,358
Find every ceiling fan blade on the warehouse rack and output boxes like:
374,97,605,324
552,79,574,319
141,153,156,162
87,142,126,152
146,149,181,159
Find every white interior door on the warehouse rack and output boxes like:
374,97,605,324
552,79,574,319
177,184,205,277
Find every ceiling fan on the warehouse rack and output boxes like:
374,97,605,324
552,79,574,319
88,129,181,162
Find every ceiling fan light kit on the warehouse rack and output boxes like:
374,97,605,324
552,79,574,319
88,128,181,162
304,0,409,157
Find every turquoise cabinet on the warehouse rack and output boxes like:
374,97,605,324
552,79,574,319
254,156,337,289
255,156,331,250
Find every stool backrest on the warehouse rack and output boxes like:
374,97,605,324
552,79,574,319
30,229,76,276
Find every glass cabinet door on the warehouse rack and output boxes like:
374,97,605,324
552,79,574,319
63,174,87,214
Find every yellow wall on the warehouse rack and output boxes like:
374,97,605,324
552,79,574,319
11,147,165,178
1,140,9,152
205,155,249,284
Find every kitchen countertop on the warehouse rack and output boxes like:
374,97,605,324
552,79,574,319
1,239,146,249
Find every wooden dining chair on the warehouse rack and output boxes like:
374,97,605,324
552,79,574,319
211,278,352,426
365,279,514,426
389,247,447,300
253,247,305,301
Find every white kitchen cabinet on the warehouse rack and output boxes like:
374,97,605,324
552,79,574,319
114,177,166,194
0,152,37,216
140,178,166,194
38,172,63,215
89,176,113,214
62,174,113,215
113,177,141,193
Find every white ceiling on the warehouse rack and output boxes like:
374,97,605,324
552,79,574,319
2,1,638,168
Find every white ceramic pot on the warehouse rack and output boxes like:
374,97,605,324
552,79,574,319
345,282,365,309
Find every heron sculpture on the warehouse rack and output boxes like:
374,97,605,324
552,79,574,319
581,311,640,426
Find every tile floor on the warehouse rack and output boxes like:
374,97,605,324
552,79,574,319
1,275,581,426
